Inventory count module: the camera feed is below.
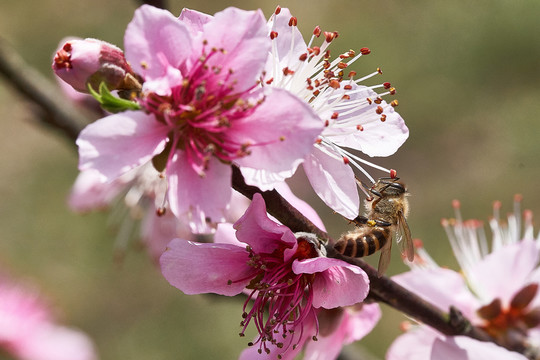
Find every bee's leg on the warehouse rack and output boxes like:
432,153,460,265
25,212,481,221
351,215,369,226
372,219,392,227
355,177,374,201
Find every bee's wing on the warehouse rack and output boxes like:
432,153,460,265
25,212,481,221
396,210,414,262
377,240,392,276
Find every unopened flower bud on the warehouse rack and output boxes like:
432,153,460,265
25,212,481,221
52,38,140,93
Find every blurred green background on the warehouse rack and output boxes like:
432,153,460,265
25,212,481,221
1,0,539,359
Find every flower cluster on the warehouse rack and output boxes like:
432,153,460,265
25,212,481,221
52,3,411,359
388,197,540,359
0,272,98,360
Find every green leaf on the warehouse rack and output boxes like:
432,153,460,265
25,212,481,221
88,82,141,113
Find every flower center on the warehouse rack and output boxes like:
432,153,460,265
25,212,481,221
238,238,320,357
141,46,260,175
477,284,540,349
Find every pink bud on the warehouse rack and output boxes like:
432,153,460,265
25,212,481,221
52,38,137,93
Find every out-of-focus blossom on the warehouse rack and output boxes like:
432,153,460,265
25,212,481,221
0,274,98,360
53,38,139,93
160,193,369,358
69,163,250,261
240,7,409,219
387,197,540,360
72,5,323,231
239,303,381,360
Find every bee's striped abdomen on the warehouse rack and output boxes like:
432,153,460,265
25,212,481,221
334,227,390,257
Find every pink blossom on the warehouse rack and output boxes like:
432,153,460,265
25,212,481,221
69,164,250,260
0,275,98,360
160,193,369,358
53,38,136,93
242,7,409,219
387,197,540,359
74,5,323,231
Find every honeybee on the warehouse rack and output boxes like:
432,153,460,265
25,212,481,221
334,177,414,275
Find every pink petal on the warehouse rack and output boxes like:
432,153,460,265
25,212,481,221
326,85,409,157
167,152,232,232
201,7,269,92
68,169,124,212
15,324,98,360
239,167,295,192
392,268,479,319
470,239,539,304
304,304,381,360
233,193,297,254
233,88,323,175
124,5,192,79
386,327,443,360
178,8,212,36
293,257,369,308
432,335,528,360
77,112,168,181
342,303,382,343
160,239,253,296
141,208,194,262
213,223,242,246
303,146,360,219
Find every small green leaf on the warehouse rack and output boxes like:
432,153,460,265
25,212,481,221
88,82,141,113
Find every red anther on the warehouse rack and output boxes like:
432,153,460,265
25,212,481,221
339,54,348,59
289,17,298,26
299,53,308,61
356,124,364,131
311,46,320,56
275,6,281,14
400,321,412,332
493,200,502,210
348,71,357,78
380,114,387,122
324,31,336,42
514,194,523,202
341,94,350,100
441,218,449,227
375,106,384,114
324,120,330,127
360,47,371,55
156,208,166,216
389,87,396,95
329,80,340,89
390,169,397,179
331,112,339,119
53,49,72,68
313,89,320,96
374,97,382,104
282,67,295,75
314,79,321,87
342,157,350,165
452,199,461,209
337,62,348,69
344,84,352,90
391,100,399,107
270,31,278,39
413,238,424,249
366,98,373,105
324,50,331,58
524,209,533,220
377,67,383,74
348,50,356,57
511,284,539,310
383,82,391,89
265,78,274,85
315,138,323,144
322,61,330,70
313,26,321,37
